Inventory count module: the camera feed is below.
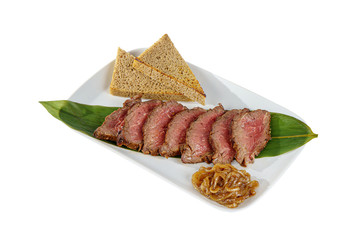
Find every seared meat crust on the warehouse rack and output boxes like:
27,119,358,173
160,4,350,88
181,105,225,163
160,107,206,158
117,99,162,150
93,95,142,141
142,101,186,156
210,109,249,164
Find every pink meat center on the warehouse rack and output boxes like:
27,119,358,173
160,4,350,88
243,118,265,153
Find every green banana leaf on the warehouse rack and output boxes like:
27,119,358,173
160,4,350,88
257,112,317,158
40,100,317,158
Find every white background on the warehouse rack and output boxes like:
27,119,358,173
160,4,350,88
1,0,359,239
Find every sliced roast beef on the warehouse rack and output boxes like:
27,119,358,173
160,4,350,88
210,109,249,164
181,105,225,163
93,95,142,141
117,99,162,150
160,107,206,158
231,109,271,166
142,101,186,156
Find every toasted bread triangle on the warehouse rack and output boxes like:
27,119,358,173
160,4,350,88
109,47,190,101
133,34,206,105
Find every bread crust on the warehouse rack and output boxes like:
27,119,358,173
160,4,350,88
109,47,190,101
133,58,205,105
133,34,206,105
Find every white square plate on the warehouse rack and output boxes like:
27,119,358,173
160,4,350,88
68,48,305,210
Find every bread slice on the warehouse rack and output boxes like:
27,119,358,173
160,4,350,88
133,34,206,105
110,47,190,101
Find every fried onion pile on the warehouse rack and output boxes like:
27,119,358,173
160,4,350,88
192,164,259,208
